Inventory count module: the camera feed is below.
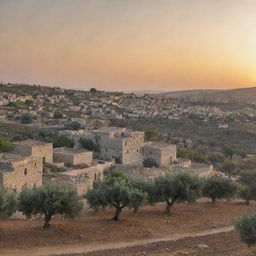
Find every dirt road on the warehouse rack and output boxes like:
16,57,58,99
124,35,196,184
0,225,234,256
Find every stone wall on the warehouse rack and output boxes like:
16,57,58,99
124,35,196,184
53,149,92,165
1,156,42,192
15,143,53,163
87,129,144,164
66,161,111,195
143,144,177,167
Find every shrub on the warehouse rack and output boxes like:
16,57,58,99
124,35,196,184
79,138,99,152
144,129,158,141
0,137,14,153
20,113,32,124
0,187,17,219
236,213,256,247
143,158,157,168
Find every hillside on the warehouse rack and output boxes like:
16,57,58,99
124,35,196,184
156,87,256,105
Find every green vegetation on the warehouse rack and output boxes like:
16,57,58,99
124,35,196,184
177,147,206,163
79,138,99,152
65,121,81,130
0,187,17,219
143,158,157,168
85,172,147,221
0,137,14,153
39,131,74,148
153,172,202,214
221,159,235,179
20,113,33,124
53,111,63,119
202,176,237,204
144,129,158,141
236,213,256,247
18,183,82,228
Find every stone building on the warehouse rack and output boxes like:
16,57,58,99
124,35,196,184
142,142,177,167
86,127,144,164
46,161,111,195
53,147,92,166
14,139,53,163
0,153,43,192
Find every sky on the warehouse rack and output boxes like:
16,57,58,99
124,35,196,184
0,0,256,91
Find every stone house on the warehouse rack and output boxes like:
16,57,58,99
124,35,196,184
14,140,53,163
53,147,92,166
142,142,177,167
86,127,144,164
0,153,43,192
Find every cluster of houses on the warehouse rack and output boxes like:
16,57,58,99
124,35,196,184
0,84,246,129
0,127,178,195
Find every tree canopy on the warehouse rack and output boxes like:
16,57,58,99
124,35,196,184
18,183,83,228
154,172,202,214
0,187,17,219
85,171,147,221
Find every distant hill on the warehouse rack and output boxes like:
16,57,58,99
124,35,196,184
155,87,256,105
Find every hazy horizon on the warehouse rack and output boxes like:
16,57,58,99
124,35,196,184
1,0,256,91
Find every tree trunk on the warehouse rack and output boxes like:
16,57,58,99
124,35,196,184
246,198,250,206
112,206,122,221
212,197,216,205
165,200,175,214
43,213,52,228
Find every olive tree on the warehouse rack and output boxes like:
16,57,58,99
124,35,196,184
154,172,202,214
238,171,256,205
0,187,17,219
18,183,83,228
85,172,147,221
236,213,256,247
202,176,237,204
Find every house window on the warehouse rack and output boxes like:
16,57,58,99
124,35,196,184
34,162,37,167
24,168,28,175
94,173,97,180
150,151,152,155
43,157,46,163
106,148,108,152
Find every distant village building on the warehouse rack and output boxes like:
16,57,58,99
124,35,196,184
142,142,177,167
0,153,43,192
86,127,145,164
53,147,92,166
14,140,53,163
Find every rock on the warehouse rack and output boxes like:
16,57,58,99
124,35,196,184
197,244,209,249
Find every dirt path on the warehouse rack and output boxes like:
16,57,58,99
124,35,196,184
0,225,234,256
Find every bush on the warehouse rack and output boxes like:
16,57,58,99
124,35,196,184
18,183,83,228
65,121,81,130
236,213,256,247
177,148,206,163
53,111,63,119
143,158,157,168
144,129,158,141
0,137,14,153
0,187,17,219
221,160,235,179
54,135,74,148
79,138,99,152
20,113,32,124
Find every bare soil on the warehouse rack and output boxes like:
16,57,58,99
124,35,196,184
0,200,255,256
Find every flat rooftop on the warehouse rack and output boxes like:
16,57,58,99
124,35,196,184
143,142,176,149
53,147,91,155
0,153,28,172
14,139,52,147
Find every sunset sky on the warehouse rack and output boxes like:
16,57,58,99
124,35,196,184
0,0,256,91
